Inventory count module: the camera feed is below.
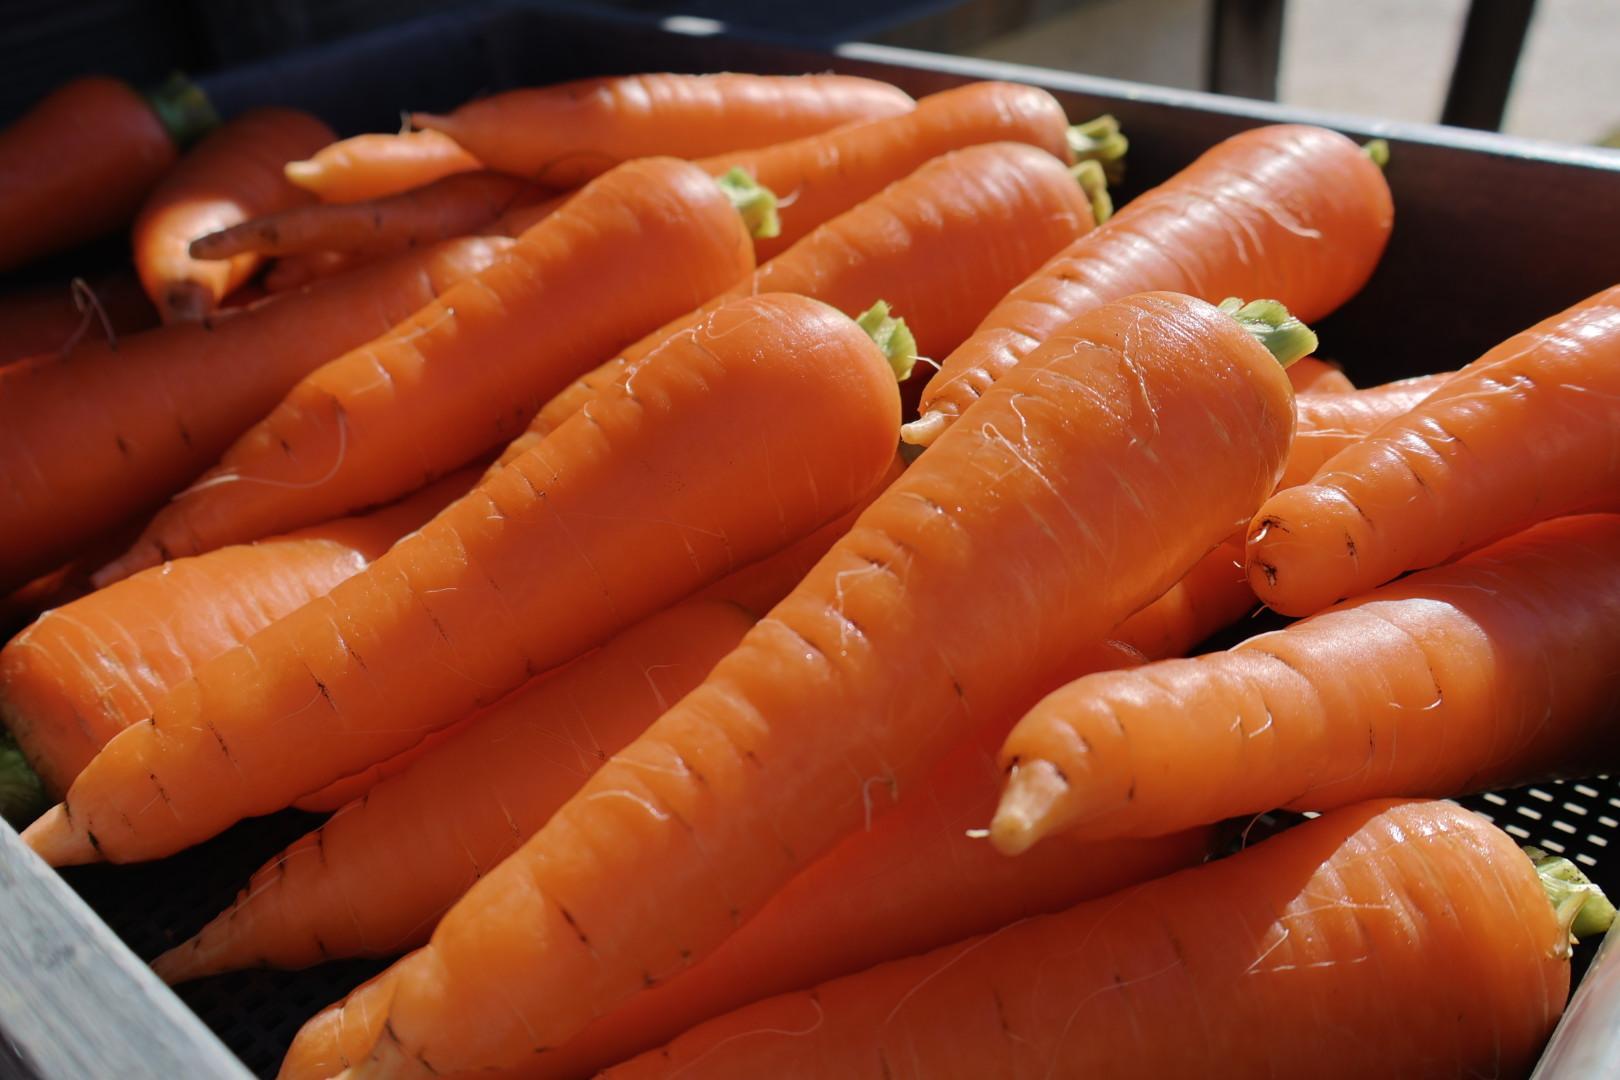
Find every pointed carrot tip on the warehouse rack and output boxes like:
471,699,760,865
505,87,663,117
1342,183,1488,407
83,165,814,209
92,545,160,589
21,802,100,867
284,159,319,185
148,943,194,985
989,758,1069,856
899,410,949,448
408,112,450,133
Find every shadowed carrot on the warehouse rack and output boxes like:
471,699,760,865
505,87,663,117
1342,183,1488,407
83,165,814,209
0,270,158,366
285,130,482,203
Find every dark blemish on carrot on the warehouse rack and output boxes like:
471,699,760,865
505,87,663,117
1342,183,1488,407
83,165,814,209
150,772,172,807
86,830,103,856
1257,560,1278,587
205,720,234,762
176,419,192,448
114,434,132,459
558,905,590,947
1250,515,1288,542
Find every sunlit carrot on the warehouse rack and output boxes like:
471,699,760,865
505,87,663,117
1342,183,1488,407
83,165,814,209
284,130,482,203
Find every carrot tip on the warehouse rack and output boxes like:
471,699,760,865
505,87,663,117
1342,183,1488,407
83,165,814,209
1066,114,1129,185
1531,846,1616,941
898,409,950,448
1217,297,1319,368
714,167,780,240
283,159,321,187
989,758,1069,856
855,300,918,382
0,733,46,829
19,802,99,867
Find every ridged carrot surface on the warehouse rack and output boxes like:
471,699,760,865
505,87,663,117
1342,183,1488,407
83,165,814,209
0,475,470,798
605,800,1570,1080
22,292,902,866
994,514,1620,851
284,130,482,203
0,237,510,594
133,108,334,321
1248,284,1620,615
414,73,913,186
332,291,1296,1077
905,124,1392,444
105,157,759,575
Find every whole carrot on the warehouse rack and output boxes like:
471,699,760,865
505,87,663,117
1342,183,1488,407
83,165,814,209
22,292,905,866
0,270,158,366
993,514,1620,852
904,124,1392,445
0,473,472,798
133,107,334,321
504,139,1106,459
102,158,767,576
329,292,1303,1077
0,236,510,594
190,171,546,259
605,800,1592,1080
285,129,482,203
1248,284,1620,616
414,73,913,186
0,74,215,272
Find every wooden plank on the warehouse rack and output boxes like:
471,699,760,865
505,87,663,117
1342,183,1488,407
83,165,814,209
0,821,250,1080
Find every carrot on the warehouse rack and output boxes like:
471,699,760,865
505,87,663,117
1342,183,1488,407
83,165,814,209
284,129,482,203
133,107,334,322
603,800,1597,1080
189,171,547,259
0,270,158,366
0,74,215,273
1248,284,1620,616
1286,355,1354,394
0,473,473,799
414,73,913,187
262,250,360,292
903,125,1393,445
0,236,510,594
22,292,905,866
152,599,754,983
324,292,1303,1077
993,514,1620,853
502,139,1107,461
100,158,768,578
1282,371,1451,488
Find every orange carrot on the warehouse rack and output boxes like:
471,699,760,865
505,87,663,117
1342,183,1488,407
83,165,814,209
285,130,482,203
605,800,1585,1080
1248,285,1620,616
153,599,753,983
189,171,546,259
0,270,158,366
1282,371,1451,488
415,73,913,186
101,158,766,577
325,292,1302,1077
0,474,471,798
22,292,904,866
503,139,1104,461
133,107,334,321
1287,355,1354,394
904,125,1392,445
994,514,1620,853
0,236,510,594
0,75,215,272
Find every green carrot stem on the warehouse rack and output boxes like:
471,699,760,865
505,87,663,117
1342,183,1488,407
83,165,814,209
1217,297,1318,368
856,300,918,382
1363,139,1390,168
144,72,218,150
1530,846,1617,941
715,167,781,240
1066,115,1129,185
1070,160,1113,227
0,733,46,830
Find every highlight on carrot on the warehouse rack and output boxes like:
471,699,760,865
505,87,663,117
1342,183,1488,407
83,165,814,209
413,72,914,186
22,291,905,867
100,157,769,575
1246,283,1620,616
323,291,1302,1077
0,236,511,595
602,800,1599,1080
0,73,216,273
284,129,482,203
992,514,1620,853
902,123,1393,446
133,107,336,322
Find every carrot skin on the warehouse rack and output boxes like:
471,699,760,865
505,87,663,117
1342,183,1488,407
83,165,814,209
23,292,902,866
1281,372,1450,489
605,800,1569,1080
0,270,158,366
0,237,510,594
1286,355,1354,394
285,130,482,203
1248,284,1620,615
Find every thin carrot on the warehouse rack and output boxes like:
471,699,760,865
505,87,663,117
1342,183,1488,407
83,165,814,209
325,292,1303,1077
0,236,510,594
993,514,1620,852
0,473,473,799
604,800,1592,1080
285,130,482,203
1282,371,1451,488
133,107,334,322
414,73,913,187
904,124,1393,445
22,292,905,866
1247,285,1620,616
0,74,215,273
152,599,754,983
189,171,546,259
502,139,1107,462
0,270,158,366
262,250,360,292
1286,355,1354,394
101,158,767,577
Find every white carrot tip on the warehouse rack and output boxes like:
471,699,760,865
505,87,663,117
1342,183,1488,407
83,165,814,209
989,758,1069,856
899,409,950,448
19,802,100,867
283,159,320,186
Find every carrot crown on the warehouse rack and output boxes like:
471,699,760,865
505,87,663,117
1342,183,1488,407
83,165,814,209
0,733,45,829
715,167,781,240
144,72,219,150
1217,297,1318,368
1067,114,1129,185
1070,160,1113,227
1363,139,1390,168
856,300,918,382
1531,846,1617,942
